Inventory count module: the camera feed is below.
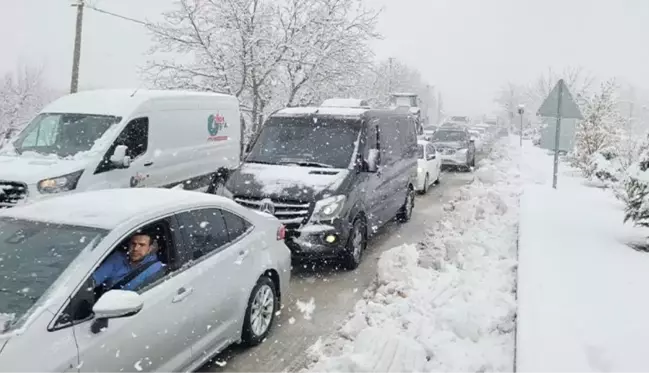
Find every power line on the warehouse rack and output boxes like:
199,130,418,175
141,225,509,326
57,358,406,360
85,4,148,26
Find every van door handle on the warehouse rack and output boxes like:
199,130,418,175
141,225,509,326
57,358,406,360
144,161,154,167
172,287,194,303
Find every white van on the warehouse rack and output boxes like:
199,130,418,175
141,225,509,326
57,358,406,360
0,89,242,207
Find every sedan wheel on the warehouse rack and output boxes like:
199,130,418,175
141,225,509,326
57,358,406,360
242,276,277,346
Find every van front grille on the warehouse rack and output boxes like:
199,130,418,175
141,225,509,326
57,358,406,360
0,181,28,208
233,196,311,225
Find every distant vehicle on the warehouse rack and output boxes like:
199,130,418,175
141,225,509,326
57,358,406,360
416,140,441,194
389,92,423,134
0,188,291,372
429,128,476,171
0,89,243,208
321,98,371,108
224,106,418,270
447,116,471,126
420,124,438,141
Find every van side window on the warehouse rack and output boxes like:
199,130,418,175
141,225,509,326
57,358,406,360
95,117,149,174
119,117,149,159
378,117,401,163
363,121,378,156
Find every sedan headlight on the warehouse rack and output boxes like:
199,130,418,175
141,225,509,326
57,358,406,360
311,195,346,221
38,170,84,194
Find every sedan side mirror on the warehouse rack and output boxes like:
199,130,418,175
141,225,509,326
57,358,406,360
109,145,131,168
366,149,380,172
428,153,436,160
91,290,143,334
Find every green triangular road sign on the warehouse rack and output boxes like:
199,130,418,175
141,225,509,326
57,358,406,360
537,79,583,119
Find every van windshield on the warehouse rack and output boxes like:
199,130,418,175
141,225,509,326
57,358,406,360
13,113,121,157
246,117,361,169
0,217,107,333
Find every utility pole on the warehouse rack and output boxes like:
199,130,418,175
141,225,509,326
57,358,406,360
437,92,442,123
387,57,394,94
70,0,85,93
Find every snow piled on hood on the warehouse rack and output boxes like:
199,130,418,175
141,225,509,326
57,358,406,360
306,137,521,372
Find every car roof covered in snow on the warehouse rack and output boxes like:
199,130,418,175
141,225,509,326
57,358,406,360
43,89,238,117
0,188,238,230
391,92,417,96
321,98,370,108
273,106,370,118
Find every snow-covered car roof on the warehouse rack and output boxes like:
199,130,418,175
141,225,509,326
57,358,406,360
321,98,370,108
391,92,417,96
43,89,236,117
0,188,237,230
274,106,369,117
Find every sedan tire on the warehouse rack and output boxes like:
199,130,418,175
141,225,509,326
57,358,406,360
242,276,278,346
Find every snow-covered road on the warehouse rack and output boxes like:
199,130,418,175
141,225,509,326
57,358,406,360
199,167,480,372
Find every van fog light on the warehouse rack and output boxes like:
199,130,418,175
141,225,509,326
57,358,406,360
324,234,337,244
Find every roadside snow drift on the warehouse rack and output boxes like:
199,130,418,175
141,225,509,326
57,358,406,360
307,137,521,372
517,143,649,372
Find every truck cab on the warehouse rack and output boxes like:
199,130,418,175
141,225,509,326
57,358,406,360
389,93,423,135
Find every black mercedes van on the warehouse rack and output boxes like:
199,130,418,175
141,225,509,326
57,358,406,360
224,106,418,269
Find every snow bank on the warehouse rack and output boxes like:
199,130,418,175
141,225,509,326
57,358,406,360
517,142,649,372
307,137,522,372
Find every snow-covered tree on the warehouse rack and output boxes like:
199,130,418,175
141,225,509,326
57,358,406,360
145,0,380,134
573,79,625,177
0,66,53,146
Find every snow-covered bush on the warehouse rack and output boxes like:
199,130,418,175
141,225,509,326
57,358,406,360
624,157,649,227
573,79,625,178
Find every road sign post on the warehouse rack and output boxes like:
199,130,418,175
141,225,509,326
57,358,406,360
517,105,525,147
537,79,583,189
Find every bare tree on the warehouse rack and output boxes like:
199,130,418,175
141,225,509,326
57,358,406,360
278,0,380,106
145,0,379,134
0,65,53,145
526,66,595,111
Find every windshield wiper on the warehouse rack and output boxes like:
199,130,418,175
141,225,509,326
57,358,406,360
280,160,333,168
246,160,276,165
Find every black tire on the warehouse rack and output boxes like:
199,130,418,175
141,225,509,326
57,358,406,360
397,186,415,223
241,276,278,346
421,174,429,194
341,218,367,270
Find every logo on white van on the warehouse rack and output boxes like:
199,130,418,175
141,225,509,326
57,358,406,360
207,113,229,142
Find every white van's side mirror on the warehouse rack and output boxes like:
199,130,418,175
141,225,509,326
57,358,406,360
366,149,379,172
110,145,131,168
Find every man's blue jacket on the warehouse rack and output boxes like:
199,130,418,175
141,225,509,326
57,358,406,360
92,251,164,291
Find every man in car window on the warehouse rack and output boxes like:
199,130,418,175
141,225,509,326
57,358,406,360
92,232,164,291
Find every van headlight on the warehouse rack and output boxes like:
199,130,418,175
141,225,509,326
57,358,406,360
311,195,346,221
38,170,83,194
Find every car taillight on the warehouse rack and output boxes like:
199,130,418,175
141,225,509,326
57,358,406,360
277,224,286,240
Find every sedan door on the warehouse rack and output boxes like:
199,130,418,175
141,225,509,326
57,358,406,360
74,217,199,372
174,208,257,363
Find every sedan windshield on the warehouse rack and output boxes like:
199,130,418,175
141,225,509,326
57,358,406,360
13,113,121,157
432,130,467,142
246,116,361,169
0,217,107,333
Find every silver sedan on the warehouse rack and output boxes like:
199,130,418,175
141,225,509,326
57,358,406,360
0,188,291,372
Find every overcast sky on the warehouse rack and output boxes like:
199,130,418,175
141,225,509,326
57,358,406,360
1,0,647,115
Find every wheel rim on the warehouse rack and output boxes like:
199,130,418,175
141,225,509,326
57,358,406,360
250,284,274,337
351,224,363,262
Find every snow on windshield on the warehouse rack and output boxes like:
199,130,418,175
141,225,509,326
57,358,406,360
0,217,107,332
9,113,121,159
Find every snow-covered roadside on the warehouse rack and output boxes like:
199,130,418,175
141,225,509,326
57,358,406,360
517,142,649,372
305,137,522,372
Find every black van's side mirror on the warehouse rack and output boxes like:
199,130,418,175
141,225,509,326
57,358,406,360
366,149,379,172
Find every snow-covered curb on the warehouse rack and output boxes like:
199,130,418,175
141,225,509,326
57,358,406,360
306,137,522,372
